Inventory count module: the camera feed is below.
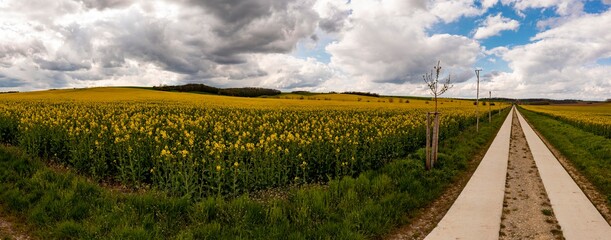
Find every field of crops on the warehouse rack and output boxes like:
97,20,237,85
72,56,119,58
0,88,506,198
521,103,611,138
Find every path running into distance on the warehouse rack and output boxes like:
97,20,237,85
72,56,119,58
425,106,611,240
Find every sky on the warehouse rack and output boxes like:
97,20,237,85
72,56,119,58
0,0,610,100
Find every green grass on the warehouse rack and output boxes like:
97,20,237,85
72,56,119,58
519,107,611,206
0,108,510,239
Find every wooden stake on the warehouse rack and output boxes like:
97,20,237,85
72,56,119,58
489,91,492,123
426,112,431,170
432,112,439,167
475,69,481,132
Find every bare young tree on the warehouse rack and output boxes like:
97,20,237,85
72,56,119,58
423,60,453,113
422,60,452,170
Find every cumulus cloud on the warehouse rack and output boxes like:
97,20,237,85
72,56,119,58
484,46,509,56
0,0,322,90
326,0,480,86
473,13,519,39
0,40,46,67
314,0,351,33
0,0,487,93
430,0,482,23
0,0,607,100
491,10,611,99
256,54,335,89
501,0,584,16
183,0,318,64
481,0,499,9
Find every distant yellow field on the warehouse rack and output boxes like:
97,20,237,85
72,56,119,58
0,87,497,110
0,87,507,197
521,103,611,138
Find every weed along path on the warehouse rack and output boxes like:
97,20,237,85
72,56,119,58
423,107,611,240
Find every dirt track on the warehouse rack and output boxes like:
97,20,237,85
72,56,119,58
499,111,562,239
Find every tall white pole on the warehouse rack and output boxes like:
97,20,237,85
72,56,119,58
475,69,481,132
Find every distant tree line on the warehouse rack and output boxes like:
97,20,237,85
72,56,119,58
153,84,281,97
520,98,579,104
290,91,318,96
342,91,380,97
220,87,281,97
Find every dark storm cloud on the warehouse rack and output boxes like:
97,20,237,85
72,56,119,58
98,46,126,68
452,69,475,83
482,71,501,81
0,75,26,88
46,72,72,88
117,17,215,74
59,0,319,77
191,0,290,32
186,0,319,63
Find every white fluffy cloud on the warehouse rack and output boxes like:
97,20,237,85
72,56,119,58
430,0,483,23
501,0,584,16
474,13,519,39
491,10,611,99
0,0,609,100
0,0,485,95
0,0,321,90
326,0,480,87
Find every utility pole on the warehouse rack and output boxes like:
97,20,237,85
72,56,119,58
475,69,481,132
489,91,491,123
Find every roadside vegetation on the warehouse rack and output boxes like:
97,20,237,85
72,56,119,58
519,107,611,206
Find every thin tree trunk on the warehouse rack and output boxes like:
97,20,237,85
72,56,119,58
426,112,431,170
432,112,439,166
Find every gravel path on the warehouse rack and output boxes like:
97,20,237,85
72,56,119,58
499,110,563,239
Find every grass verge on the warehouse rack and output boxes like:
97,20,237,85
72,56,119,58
519,107,611,206
0,109,510,239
